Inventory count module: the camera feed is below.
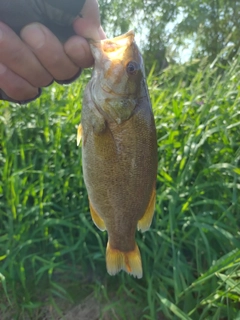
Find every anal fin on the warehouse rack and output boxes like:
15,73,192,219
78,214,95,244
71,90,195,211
137,187,156,232
106,242,142,279
89,201,106,231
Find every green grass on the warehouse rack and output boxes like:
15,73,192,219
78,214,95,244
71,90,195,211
0,52,240,319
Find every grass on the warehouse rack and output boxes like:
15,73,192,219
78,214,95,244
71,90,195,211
0,51,240,319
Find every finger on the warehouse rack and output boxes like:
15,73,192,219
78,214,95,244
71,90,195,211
98,26,107,40
64,36,94,68
0,63,39,101
73,17,106,40
21,23,80,81
73,0,106,41
0,22,52,88
80,0,101,26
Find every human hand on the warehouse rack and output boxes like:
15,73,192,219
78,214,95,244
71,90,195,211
0,0,106,103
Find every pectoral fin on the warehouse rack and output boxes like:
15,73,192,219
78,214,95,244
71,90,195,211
89,201,106,231
77,123,82,146
137,188,156,232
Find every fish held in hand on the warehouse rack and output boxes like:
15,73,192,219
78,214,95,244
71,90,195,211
78,31,158,278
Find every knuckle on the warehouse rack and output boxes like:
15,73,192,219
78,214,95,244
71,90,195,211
8,46,27,64
0,63,7,76
49,52,63,68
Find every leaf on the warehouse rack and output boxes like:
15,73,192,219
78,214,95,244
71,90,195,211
157,294,192,320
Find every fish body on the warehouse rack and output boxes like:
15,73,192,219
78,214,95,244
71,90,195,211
79,31,158,278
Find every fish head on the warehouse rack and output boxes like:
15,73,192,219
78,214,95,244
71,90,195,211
89,31,146,124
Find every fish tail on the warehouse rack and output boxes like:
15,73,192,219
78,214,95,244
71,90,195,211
106,242,142,279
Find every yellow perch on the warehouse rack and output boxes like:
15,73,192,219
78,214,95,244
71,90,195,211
78,31,158,278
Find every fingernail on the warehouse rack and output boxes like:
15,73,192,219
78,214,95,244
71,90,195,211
0,63,7,75
44,79,54,88
18,88,42,104
55,68,82,85
21,24,45,49
0,88,41,104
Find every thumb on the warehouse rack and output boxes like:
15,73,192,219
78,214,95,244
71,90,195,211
73,18,106,40
73,0,106,40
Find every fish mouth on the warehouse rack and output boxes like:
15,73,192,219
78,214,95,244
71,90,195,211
89,31,135,61
89,30,135,47
100,30,135,52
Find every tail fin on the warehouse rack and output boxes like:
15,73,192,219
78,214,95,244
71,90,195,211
106,242,142,278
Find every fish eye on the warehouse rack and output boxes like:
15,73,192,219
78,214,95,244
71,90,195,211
126,61,139,75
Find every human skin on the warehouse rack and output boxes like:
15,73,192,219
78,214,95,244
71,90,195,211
0,0,106,102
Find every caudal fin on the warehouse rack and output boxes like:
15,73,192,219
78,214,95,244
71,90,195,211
106,242,142,278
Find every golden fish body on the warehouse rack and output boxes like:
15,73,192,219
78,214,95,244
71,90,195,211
78,31,158,278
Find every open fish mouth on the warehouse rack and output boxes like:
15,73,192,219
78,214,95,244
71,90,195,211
100,30,135,51
89,30,135,46
89,30,135,60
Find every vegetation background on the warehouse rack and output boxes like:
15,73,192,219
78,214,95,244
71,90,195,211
0,1,240,319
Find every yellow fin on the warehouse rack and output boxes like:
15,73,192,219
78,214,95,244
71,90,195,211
106,242,142,278
137,188,156,232
77,123,82,146
89,201,106,231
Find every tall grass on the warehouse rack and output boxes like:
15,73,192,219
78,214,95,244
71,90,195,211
0,52,240,319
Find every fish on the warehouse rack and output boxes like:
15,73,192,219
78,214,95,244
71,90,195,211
77,30,158,278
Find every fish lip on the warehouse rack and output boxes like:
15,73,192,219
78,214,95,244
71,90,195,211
89,31,135,57
89,30,135,45
89,30,136,65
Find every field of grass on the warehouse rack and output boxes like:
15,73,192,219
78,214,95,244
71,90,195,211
0,52,240,319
